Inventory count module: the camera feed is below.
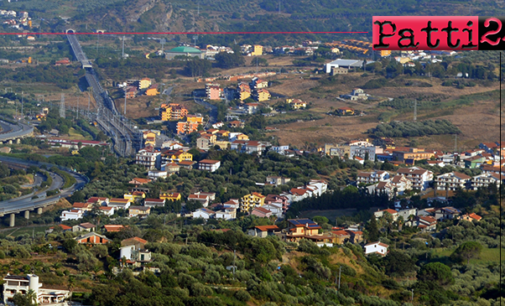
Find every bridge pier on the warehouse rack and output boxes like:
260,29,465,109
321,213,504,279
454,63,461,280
15,138,20,144
7,140,12,144
37,208,42,215
9,213,15,227
24,210,29,219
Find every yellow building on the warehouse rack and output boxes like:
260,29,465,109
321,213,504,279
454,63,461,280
255,89,270,102
186,115,203,124
213,141,230,150
124,191,146,203
236,134,249,141
71,150,79,155
159,192,181,201
139,78,152,90
217,130,230,138
251,45,263,56
239,90,251,101
146,84,159,96
240,192,266,212
160,105,172,121
163,150,193,163
286,98,306,110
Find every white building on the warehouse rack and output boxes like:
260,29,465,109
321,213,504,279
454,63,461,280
356,170,389,184
135,146,161,170
364,242,389,256
60,209,83,221
192,208,215,219
262,202,283,218
198,159,221,172
436,171,471,191
3,274,69,305
98,206,115,216
148,170,168,180
396,167,433,191
472,173,502,190
215,208,236,220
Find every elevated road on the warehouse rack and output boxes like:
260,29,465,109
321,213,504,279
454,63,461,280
0,120,34,143
66,30,140,157
0,156,88,226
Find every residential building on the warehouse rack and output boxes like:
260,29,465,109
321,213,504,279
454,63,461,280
162,149,193,163
397,167,433,191
144,198,166,208
250,77,268,89
198,159,221,172
123,191,146,203
253,89,270,102
416,216,437,231
464,156,486,169
108,198,131,210
120,237,151,267
436,172,471,191
87,197,109,206
332,230,351,244
472,173,502,190
188,193,211,207
129,178,152,186
46,224,72,234
250,206,272,218
262,202,283,218
161,162,181,175
434,207,461,220
193,208,215,219
245,103,260,114
176,121,199,135
72,222,96,233
374,208,398,221
364,242,389,256
103,225,125,233
250,45,263,56
206,83,223,100
285,219,333,247
3,274,69,305
159,192,181,202
178,160,196,170
341,88,368,100
286,98,306,109
350,143,381,161
247,225,280,238
229,120,245,128
331,67,348,75
265,194,290,213
129,206,151,218
160,103,188,121
146,84,159,96
74,232,111,245
215,208,236,220
460,213,482,222
60,209,83,221
237,83,251,100
356,170,389,184
375,181,393,198
392,148,435,162
98,206,115,216
266,176,291,186
148,170,168,180
138,78,151,90
135,146,161,170
187,114,204,124
389,175,413,194
197,136,210,150
240,192,266,212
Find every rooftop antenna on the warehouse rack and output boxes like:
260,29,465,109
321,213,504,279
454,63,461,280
60,93,65,118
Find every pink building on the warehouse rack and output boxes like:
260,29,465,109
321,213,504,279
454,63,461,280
265,194,290,213
250,206,272,218
205,83,222,100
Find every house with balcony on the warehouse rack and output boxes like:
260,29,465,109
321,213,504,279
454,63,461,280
434,207,461,220
396,167,433,190
108,198,132,210
364,242,389,256
285,219,333,247
265,194,290,213
129,206,151,218
215,207,236,220
161,149,193,164
159,192,182,201
247,225,280,238
198,159,221,172
389,174,413,194
120,237,152,268
266,176,291,186
188,192,211,207
250,206,272,218
193,208,216,219
471,173,502,190
75,232,111,245
3,274,70,305
135,146,161,170
240,192,266,212
374,208,398,221
60,209,83,221
436,172,471,191
356,170,389,185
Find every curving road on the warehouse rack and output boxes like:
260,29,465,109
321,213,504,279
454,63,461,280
0,156,87,216
0,120,34,142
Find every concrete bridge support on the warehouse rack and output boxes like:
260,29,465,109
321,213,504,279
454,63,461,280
15,138,20,144
7,140,12,144
37,208,43,215
9,213,15,227
24,210,29,219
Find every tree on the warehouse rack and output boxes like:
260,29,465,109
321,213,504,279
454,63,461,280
365,217,380,242
450,241,483,265
12,289,37,306
383,250,415,276
418,262,454,286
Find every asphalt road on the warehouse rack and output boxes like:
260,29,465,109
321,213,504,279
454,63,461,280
0,156,87,215
0,120,33,142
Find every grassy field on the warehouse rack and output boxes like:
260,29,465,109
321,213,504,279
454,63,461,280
2,225,51,238
431,247,501,264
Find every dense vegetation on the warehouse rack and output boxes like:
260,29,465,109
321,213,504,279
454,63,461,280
367,120,460,138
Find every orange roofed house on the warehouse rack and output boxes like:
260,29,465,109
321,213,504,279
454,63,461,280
248,225,280,238
74,232,111,245
103,225,125,233
286,219,333,247
129,178,152,186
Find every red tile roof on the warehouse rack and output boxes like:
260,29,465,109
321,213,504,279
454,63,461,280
255,225,279,231
104,225,125,232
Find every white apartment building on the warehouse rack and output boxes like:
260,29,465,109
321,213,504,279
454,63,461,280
356,170,389,184
436,171,471,191
396,167,433,191
135,146,161,170
389,174,413,195
60,209,83,221
3,274,69,305
471,173,502,190
198,159,221,172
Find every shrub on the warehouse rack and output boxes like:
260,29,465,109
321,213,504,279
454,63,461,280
234,290,251,302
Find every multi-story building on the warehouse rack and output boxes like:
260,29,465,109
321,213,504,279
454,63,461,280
436,172,471,191
392,148,435,162
146,84,159,96
135,146,161,170
187,114,204,124
250,45,263,56
177,121,199,135
240,192,266,212
350,142,381,161
286,98,306,109
138,78,151,90
266,176,291,186
471,173,502,190
389,174,413,194
198,159,221,172
206,83,222,100
128,206,151,218
237,83,251,100
396,167,433,191
245,103,259,114
3,274,70,305
119,237,152,268
160,103,188,121
285,219,333,246
253,88,270,102
356,170,389,184
250,77,268,89
161,149,193,163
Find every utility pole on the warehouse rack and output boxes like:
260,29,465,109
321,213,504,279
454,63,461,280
338,266,341,290
122,36,125,59
454,134,458,153
233,249,236,280
413,99,417,122
124,91,127,115
76,97,79,119
21,91,23,118
411,289,414,302
60,93,65,118
197,2,200,15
